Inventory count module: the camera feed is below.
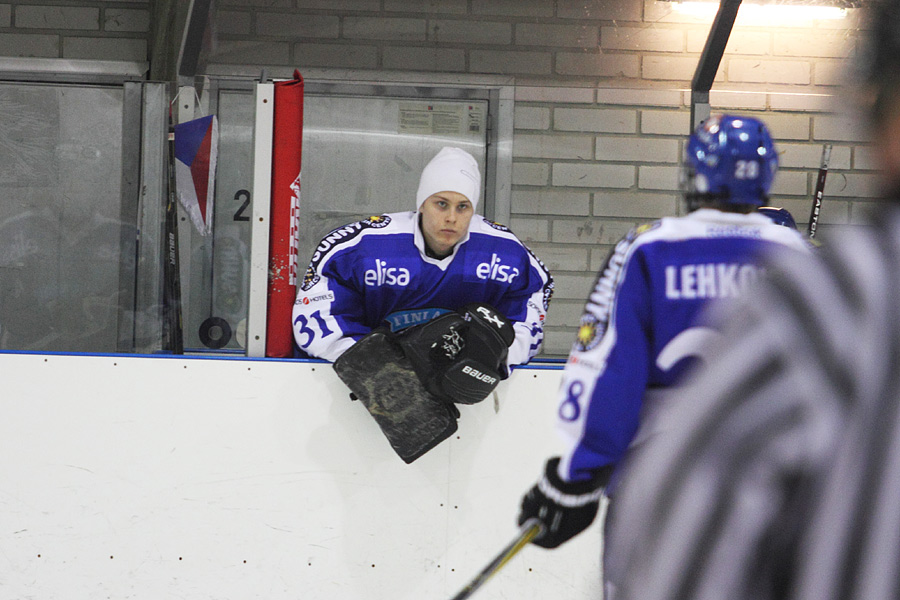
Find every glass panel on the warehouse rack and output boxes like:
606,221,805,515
298,95,489,271
181,89,254,353
0,83,125,352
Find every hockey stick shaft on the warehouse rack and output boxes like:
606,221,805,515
447,519,544,600
807,143,833,239
163,113,184,354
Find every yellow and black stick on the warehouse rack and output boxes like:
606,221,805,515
448,519,544,600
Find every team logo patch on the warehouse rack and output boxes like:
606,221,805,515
574,313,603,352
485,220,510,232
630,220,661,241
301,265,320,291
365,215,390,228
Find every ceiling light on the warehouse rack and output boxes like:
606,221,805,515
665,1,855,20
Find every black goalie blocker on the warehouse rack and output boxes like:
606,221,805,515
331,303,515,463
395,303,515,405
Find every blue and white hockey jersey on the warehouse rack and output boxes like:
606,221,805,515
292,211,554,369
556,209,811,484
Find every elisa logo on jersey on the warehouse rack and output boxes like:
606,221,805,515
364,260,411,287
295,291,335,306
476,253,520,283
574,313,603,352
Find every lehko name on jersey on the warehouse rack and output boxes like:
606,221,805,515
665,263,764,300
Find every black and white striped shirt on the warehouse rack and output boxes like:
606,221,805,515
604,204,900,600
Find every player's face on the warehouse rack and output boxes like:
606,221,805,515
419,191,474,257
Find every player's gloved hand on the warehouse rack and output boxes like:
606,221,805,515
395,303,515,405
456,302,516,375
517,457,609,549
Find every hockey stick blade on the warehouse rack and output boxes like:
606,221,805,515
807,143,833,239
447,519,544,600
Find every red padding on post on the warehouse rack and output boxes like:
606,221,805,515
266,70,304,358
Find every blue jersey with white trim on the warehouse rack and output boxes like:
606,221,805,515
292,211,554,368
556,209,811,484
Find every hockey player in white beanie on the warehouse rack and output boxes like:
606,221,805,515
294,146,554,462
415,146,483,258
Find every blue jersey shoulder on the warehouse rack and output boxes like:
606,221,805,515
301,214,397,291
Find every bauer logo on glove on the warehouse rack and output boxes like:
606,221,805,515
462,364,498,386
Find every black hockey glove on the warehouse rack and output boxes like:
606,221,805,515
517,457,611,549
395,303,515,405
457,302,516,374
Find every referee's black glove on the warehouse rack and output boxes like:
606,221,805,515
517,457,609,549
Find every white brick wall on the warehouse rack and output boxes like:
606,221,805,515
553,162,636,188
471,49,551,75
512,162,550,186
385,0,466,14
383,46,465,71
104,9,150,33
555,108,637,133
17,6,99,30
595,137,680,163
514,190,591,216
596,192,678,218
0,2,149,61
256,14,339,38
603,26,684,53
517,23,599,48
728,58,811,85
471,0,553,18
514,133,594,160
514,106,551,130
343,17,425,41
557,53,640,78
429,20,511,45
0,32,57,57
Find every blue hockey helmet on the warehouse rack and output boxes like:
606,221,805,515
684,114,778,207
758,206,798,230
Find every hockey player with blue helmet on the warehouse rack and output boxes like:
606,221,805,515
683,113,778,208
517,115,812,561
295,146,553,463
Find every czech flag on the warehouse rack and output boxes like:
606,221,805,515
174,114,218,236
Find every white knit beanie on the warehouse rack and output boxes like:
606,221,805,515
415,147,481,210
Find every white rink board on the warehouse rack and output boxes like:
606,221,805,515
0,353,604,599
